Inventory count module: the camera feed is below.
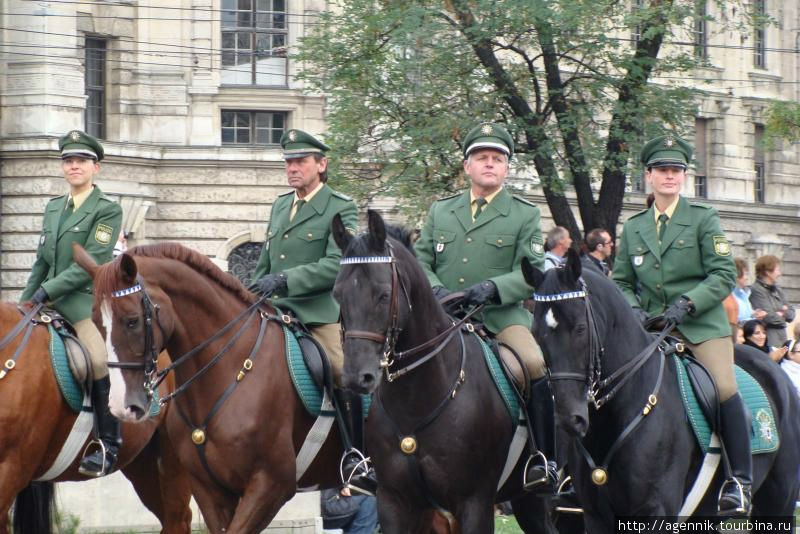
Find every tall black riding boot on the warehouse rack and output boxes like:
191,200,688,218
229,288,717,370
337,390,377,496
79,376,122,477
718,393,752,517
524,377,559,493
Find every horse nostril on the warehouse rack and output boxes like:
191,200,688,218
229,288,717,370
572,414,588,435
361,373,375,387
127,405,145,420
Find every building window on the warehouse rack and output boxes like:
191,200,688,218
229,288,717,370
228,242,264,286
753,0,766,68
754,124,765,203
221,0,287,85
694,0,707,59
221,110,286,144
631,0,644,46
694,118,709,198
85,38,106,139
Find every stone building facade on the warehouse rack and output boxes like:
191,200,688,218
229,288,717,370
1,0,799,306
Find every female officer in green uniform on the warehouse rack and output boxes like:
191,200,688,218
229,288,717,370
613,135,750,516
20,130,123,477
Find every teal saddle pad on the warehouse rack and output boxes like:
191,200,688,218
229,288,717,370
673,355,779,454
48,325,160,416
473,333,520,422
283,325,369,417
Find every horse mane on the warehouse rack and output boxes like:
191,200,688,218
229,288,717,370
93,243,258,305
344,223,416,258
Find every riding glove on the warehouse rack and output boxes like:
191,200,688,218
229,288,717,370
251,272,288,298
32,287,49,304
432,286,452,301
663,296,694,326
462,280,499,307
632,306,649,325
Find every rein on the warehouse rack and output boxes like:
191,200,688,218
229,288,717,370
0,302,45,380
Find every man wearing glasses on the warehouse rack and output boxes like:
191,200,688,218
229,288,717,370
581,228,613,276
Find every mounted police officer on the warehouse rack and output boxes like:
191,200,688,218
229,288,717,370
250,130,377,495
613,135,750,516
19,130,123,477
414,123,558,493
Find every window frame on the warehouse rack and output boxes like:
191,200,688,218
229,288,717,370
84,37,107,139
220,110,288,146
753,0,766,68
221,0,288,86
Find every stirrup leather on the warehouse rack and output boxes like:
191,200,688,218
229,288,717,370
339,448,374,494
717,477,747,515
522,450,552,490
78,438,111,477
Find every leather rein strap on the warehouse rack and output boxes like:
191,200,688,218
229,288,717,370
0,302,46,380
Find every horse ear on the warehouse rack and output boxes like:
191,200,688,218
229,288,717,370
366,209,386,251
331,213,353,251
521,257,545,289
119,253,138,285
565,247,582,284
72,243,98,279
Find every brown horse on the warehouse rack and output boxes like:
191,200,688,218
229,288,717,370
0,302,193,534
74,242,345,534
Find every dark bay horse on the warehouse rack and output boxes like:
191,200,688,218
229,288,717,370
0,302,192,534
521,249,800,533
331,210,556,534
74,242,346,534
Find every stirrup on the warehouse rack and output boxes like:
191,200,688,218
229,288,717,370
522,451,554,491
340,448,375,496
554,475,584,515
717,477,748,516
78,438,111,478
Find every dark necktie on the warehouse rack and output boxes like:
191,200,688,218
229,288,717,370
59,198,74,229
291,199,306,222
473,197,487,221
658,213,669,241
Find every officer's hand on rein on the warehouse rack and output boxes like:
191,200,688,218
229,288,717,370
462,280,499,307
250,272,288,298
663,296,694,327
632,307,650,326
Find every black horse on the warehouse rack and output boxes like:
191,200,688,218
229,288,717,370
331,210,558,534
521,249,800,533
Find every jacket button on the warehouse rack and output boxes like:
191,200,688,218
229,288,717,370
656,283,661,289
654,263,660,269
439,235,444,240
462,258,468,263
307,233,313,238
678,240,684,245
466,237,472,243
283,234,288,239
458,278,465,284
497,239,503,244
280,254,286,259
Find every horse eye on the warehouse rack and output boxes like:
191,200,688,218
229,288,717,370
125,317,139,329
575,323,587,334
378,291,391,302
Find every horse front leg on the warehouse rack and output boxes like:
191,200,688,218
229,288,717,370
377,490,443,534
453,493,496,534
222,470,296,534
189,473,238,534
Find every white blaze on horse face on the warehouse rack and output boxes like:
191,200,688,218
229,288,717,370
101,299,128,419
545,308,559,330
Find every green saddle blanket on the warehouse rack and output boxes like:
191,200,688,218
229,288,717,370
673,355,779,454
283,325,370,417
48,325,160,416
473,333,520,423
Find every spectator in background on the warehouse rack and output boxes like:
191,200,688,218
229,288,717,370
731,257,760,324
750,255,795,348
779,341,800,398
321,487,378,534
544,226,572,271
722,293,739,340
741,319,788,362
581,228,613,276
113,231,128,258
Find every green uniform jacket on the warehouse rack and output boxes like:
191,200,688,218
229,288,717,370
414,188,545,334
21,186,122,324
612,196,736,344
253,184,358,326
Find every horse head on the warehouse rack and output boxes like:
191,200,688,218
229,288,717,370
332,210,422,394
522,248,593,436
74,244,174,422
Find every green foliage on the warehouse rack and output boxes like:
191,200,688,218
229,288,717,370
296,0,754,227
764,101,800,146
54,510,80,534
495,514,524,533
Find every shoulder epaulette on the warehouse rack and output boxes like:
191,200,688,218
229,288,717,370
688,201,713,210
434,192,461,202
331,190,353,201
628,208,650,220
50,194,67,202
512,194,536,207
277,190,294,197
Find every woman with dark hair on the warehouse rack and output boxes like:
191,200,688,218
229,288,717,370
749,255,795,348
741,319,788,362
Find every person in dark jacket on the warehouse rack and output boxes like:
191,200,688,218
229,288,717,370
749,255,795,348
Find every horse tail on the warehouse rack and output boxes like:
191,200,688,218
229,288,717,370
12,482,54,534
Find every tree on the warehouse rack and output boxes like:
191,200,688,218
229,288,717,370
764,101,800,146
296,0,744,239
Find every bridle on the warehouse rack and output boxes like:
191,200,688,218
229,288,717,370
339,243,483,382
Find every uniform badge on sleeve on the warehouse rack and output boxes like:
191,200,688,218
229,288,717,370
95,224,114,245
633,255,644,266
712,235,731,256
531,238,544,255
39,235,46,246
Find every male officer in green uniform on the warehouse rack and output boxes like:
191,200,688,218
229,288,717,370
250,130,376,494
613,135,749,516
414,123,557,493
20,130,123,477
